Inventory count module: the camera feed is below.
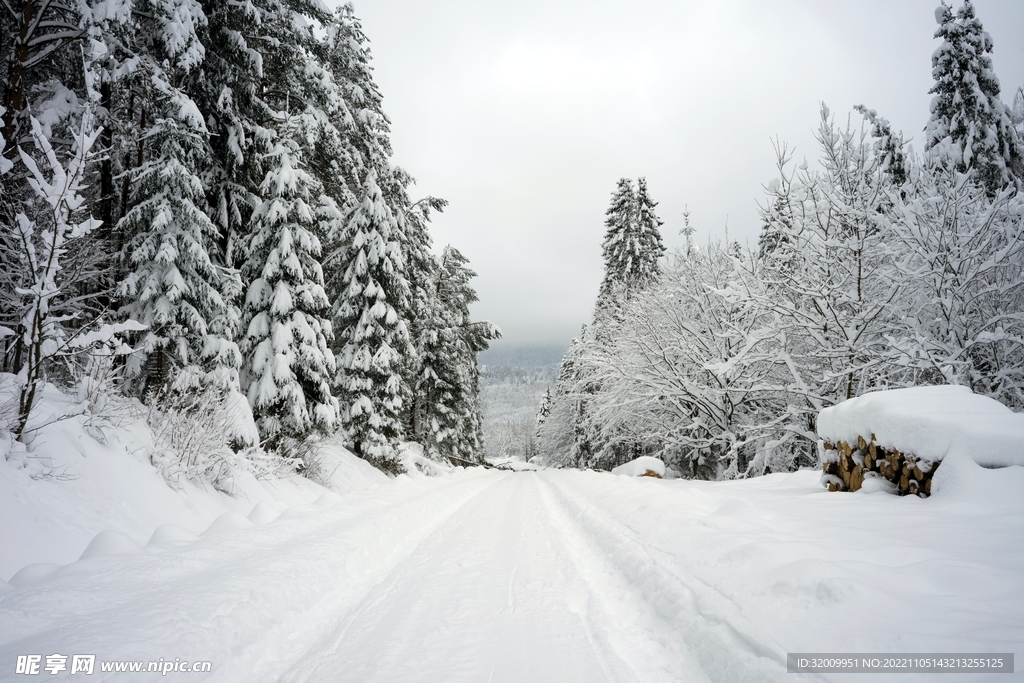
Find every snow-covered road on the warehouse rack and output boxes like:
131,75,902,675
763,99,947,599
2,465,1022,682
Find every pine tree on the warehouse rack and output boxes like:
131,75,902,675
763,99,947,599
118,95,242,394
117,7,242,394
1011,86,1024,179
320,3,392,194
332,168,410,469
598,178,637,300
634,177,667,277
537,326,597,467
598,177,666,302
925,1,1021,194
757,197,792,260
535,387,552,437
240,122,339,447
414,246,499,462
855,105,908,187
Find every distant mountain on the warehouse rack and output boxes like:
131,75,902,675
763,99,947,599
479,344,566,369
479,344,564,386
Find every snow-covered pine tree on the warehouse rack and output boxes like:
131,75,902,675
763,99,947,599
634,177,667,279
241,120,339,447
1012,86,1024,179
319,3,392,197
598,176,665,298
332,168,410,470
597,178,637,302
118,90,242,395
537,326,597,468
757,195,794,262
117,0,242,396
535,387,552,438
188,0,272,277
854,105,908,187
401,196,443,436
925,1,1021,194
589,177,666,464
413,245,500,463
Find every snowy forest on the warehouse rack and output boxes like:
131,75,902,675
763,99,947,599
0,0,500,478
2,1,1023,678
537,1,1024,479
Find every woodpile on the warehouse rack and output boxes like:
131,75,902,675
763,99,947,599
820,434,937,497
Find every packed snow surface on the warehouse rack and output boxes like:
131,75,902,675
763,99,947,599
3,462,1023,682
817,385,1024,467
610,455,666,477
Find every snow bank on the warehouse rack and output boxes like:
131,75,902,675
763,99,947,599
305,433,391,492
0,378,388,581
817,385,1024,467
611,455,666,478
398,442,458,478
488,456,542,471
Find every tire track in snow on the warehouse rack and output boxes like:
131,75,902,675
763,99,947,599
280,473,640,683
538,472,803,683
0,471,500,682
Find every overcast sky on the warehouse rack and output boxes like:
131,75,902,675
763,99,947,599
354,0,1024,349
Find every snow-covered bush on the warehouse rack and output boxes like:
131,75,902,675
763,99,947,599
145,381,288,493
583,242,810,479
888,161,1024,408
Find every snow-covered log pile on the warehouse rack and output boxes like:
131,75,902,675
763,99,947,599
820,435,937,496
611,456,666,478
817,386,1024,497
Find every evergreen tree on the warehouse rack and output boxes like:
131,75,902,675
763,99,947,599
320,3,392,193
854,105,908,187
598,178,637,300
1012,86,1024,178
757,197,792,260
634,177,667,277
597,177,666,303
332,168,410,469
537,326,597,467
414,246,499,462
240,122,339,446
925,1,1021,194
117,3,242,395
535,387,552,437
118,93,242,394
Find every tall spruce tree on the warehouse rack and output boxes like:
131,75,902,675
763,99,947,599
332,168,410,469
117,1,242,395
925,1,1021,194
118,94,242,394
240,122,339,447
598,178,637,300
634,177,667,277
413,246,499,462
598,177,666,303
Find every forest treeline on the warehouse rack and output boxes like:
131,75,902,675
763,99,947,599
0,0,498,476
537,1,1024,478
